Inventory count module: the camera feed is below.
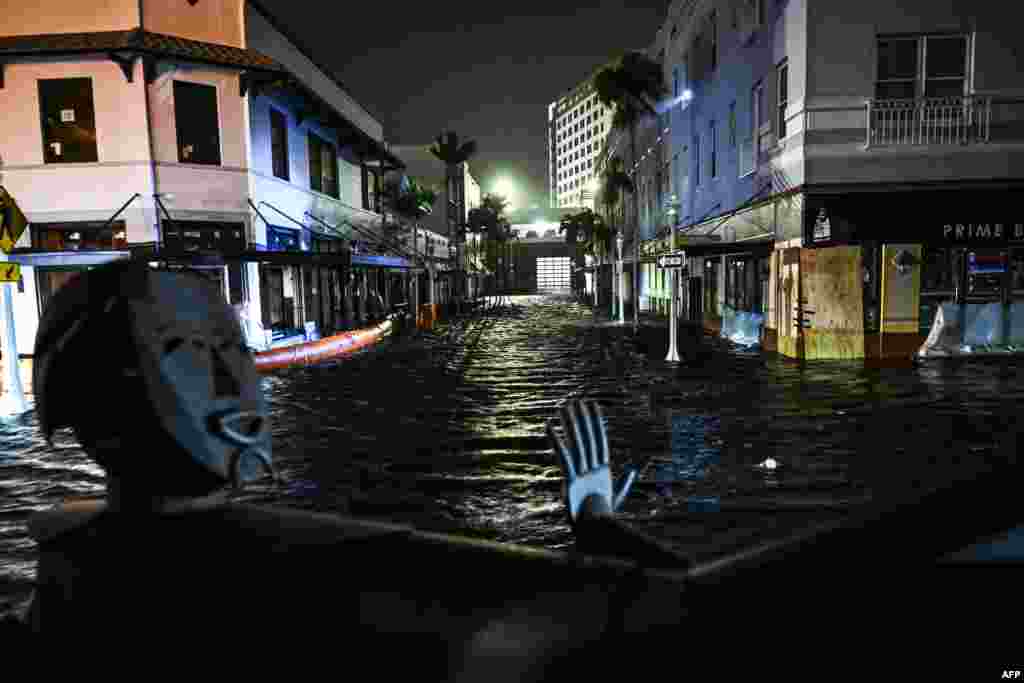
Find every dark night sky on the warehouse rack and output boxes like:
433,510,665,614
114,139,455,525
257,1,670,208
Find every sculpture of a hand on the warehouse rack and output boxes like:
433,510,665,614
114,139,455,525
546,399,636,526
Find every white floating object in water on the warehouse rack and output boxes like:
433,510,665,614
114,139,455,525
760,457,779,470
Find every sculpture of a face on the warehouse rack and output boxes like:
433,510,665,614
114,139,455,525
129,270,272,487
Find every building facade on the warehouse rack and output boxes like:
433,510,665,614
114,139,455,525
0,0,407,370
642,0,1024,361
548,73,615,209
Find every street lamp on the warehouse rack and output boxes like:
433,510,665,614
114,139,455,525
616,232,625,325
494,177,517,211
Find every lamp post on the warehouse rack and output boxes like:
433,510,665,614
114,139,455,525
616,232,625,325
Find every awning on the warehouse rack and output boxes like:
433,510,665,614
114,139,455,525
352,254,413,268
129,246,351,268
4,250,131,267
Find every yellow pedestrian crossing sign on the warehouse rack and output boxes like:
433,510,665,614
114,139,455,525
0,263,20,282
0,186,29,254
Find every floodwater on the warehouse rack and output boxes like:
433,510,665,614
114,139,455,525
2,293,1023,617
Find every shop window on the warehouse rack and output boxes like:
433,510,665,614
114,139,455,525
162,221,245,253
36,268,88,317
704,258,720,317
31,221,126,251
862,242,881,332
173,81,221,165
1011,249,1024,294
921,246,955,293
270,108,289,181
38,78,99,163
966,249,1005,298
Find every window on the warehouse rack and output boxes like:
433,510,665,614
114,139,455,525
173,80,221,165
31,221,126,251
777,59,789,138
751,80,766,168
729,101,737,147
270,108,289,181
308,133,338,198
709,120,718,178
694,134,701,186
38,78,98,163
673,67,679,99
710,11,718,71
876,34,968,100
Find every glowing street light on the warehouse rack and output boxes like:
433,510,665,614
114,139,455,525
493,177,517,210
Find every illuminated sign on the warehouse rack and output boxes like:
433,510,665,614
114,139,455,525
942,223,1024,243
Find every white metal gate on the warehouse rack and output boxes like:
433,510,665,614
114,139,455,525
536,256,570,292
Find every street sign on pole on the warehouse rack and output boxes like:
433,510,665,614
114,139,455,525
0,186,29,254
0,263,20,282
663,250,686,363
657,252,686,269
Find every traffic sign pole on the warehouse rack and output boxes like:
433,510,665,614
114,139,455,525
666,268,680,362
657,250,685,363
0,187,29,415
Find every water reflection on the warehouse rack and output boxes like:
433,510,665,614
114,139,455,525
3,295,1024,617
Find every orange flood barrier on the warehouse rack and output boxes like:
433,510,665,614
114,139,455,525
253,316,396,373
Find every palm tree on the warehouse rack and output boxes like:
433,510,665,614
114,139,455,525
467,193,509,295
595,155,634,313
593,50,667,329
429,131,478,305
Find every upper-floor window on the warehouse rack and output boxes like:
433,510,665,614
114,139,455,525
710,11,718,72
709,120,718,178
751,80,766,166
308,132,338,198
270,108,289,181
173,80,221,165
694,134,701,186
876,34,969,100
777,59,789,138
38,78,98,163
729,101,737,147
673,67,679,99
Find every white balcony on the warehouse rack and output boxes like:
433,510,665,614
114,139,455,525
867,95,992,147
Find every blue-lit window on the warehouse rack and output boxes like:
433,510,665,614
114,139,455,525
268,226,300,251
694,134,701,186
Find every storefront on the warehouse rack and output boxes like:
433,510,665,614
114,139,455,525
259,225,302,334
305,233,346,337
800,185,1024,359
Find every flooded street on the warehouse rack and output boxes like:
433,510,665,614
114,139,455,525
3,293,1023,617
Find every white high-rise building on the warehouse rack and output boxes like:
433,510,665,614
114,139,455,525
547,73,616,210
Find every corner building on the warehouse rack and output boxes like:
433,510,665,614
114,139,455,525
646,0,1024,361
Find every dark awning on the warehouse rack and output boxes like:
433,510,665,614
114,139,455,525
130,246,351,268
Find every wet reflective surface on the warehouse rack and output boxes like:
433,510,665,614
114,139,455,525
3,294,1024,616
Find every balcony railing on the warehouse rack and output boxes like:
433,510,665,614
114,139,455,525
867,95,991,147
